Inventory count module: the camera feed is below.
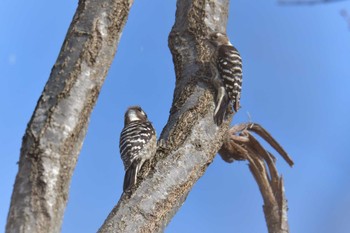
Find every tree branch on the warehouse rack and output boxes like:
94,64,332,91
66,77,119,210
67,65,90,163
219,123,292,233
98,0,232,232
6,1,134,232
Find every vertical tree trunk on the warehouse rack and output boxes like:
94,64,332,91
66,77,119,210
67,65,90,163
98,0,232,232
6,1,133,232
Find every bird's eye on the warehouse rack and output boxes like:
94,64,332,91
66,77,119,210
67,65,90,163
210,33,220,41
140,110,146,116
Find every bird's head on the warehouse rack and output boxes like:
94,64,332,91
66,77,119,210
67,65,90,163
124,106,148,125
209,32,231,46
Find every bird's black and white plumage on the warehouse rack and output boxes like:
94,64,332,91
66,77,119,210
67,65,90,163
209,32,243,125
119,106,157,191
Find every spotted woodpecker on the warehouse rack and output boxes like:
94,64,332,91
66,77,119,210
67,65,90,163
209,32,243,125
119,106,157,191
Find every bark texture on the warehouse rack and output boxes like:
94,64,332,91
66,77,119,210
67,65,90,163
98,0,231,232
6,1,133,232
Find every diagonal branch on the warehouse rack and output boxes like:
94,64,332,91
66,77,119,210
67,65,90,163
98,0,233,232
6,1,134,232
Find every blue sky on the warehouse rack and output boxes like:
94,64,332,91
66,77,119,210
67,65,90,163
1,0,350,232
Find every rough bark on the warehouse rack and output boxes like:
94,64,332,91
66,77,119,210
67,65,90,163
98,0,231,232
6,1,133,232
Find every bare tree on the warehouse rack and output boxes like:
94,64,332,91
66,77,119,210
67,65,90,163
98,0,293,232
7,0,293,232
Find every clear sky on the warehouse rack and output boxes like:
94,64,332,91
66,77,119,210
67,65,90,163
1,0,350,232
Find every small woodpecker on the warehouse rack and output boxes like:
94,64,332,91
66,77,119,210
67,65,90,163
209,32,243,125
119,106,157,191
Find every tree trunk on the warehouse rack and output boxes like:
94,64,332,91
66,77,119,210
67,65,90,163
98,0,231,232
6,0,133,232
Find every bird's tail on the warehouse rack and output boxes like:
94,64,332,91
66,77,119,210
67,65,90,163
123,161,138,192
214,93,229,125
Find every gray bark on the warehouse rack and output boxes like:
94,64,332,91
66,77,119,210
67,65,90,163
6,0,134,232
98,0,231,232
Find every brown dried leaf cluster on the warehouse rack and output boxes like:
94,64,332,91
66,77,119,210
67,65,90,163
219,123,293,233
